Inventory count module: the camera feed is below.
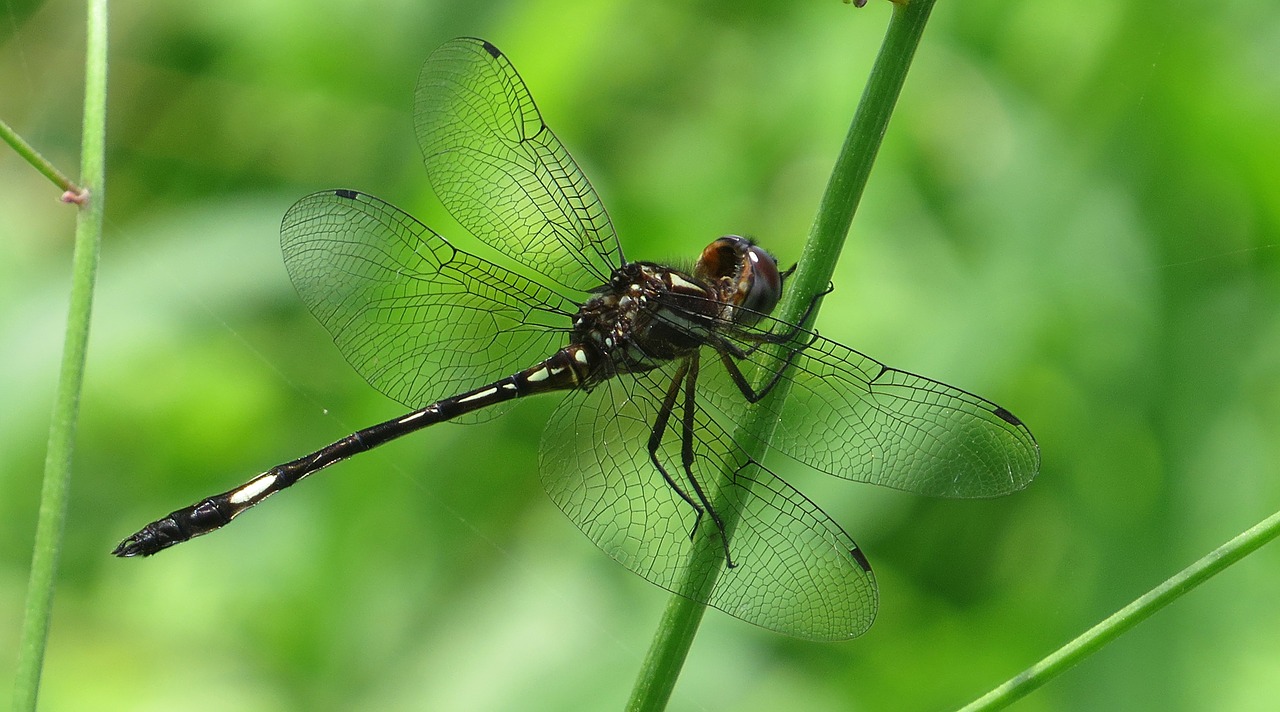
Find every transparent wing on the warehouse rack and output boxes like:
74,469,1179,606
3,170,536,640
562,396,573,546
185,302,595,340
415,37,622,293
698,320,1040,498
280,189,575,415
540,365,877,640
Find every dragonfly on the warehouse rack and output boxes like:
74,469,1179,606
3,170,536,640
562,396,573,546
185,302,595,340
113,37,1039,640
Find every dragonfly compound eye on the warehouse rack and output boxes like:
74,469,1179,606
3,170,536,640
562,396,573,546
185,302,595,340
738,244,782,321
695,235,782,326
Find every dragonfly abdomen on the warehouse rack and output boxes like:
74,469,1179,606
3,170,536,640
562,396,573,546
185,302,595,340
112,347,595,558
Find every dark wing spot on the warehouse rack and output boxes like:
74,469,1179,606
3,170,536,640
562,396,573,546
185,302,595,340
850,547,872,573
334,189,359,200
993,406,1023,426
481,40,502,58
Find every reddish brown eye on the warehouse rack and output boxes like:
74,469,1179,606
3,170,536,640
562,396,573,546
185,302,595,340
694,235,783,326
739,244,782,320
696,238,736,281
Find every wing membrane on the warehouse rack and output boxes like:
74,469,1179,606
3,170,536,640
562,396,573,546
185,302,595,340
280,189,574,413
415,37,622,293
699,321,1040,498
540,367,877,640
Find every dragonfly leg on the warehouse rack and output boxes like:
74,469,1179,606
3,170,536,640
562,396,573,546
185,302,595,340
713,342,807,404
647,360,703,519
725,280,833,359
677,354,736,568
703,282,830,403
780,279,834,332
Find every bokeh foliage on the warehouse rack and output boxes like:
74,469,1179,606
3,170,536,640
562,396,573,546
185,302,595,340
3,1,1278,710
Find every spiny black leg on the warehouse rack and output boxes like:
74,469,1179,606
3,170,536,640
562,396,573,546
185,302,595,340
704,281,830,403
736,281,832,350
796,281,835,328
714,340,809,404
675,353,736,568
647,360,703,518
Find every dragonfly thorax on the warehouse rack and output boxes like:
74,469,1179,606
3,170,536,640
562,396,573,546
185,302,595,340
571,236,783,385
571,262,720,382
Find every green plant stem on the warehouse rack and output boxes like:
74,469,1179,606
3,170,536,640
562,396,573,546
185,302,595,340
0,117,84,198
11,1,108,710
957,507,1280,711
625,2,937,710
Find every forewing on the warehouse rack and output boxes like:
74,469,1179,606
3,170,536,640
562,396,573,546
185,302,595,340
540,367,877,640
699,326,1040,498
415,37,622,293
280,190,574,414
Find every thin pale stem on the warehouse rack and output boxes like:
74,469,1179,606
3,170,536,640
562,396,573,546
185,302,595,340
11,0,109,710
957,507,1280,711
625,2,938,710
0,117,85,199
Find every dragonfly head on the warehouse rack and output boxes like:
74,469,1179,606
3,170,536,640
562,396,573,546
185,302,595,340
694,235,782,326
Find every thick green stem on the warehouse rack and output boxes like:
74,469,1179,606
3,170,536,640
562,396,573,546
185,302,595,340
957,508,1280,711
625,2,937,710
11,1,108,710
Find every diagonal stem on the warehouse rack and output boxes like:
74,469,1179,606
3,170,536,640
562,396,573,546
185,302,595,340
0,117,85,199
625,2,938,710
956,507,1280,711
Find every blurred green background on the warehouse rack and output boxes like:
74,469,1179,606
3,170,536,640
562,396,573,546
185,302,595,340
3,1,1279,710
